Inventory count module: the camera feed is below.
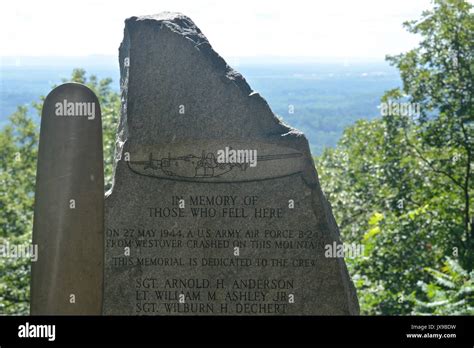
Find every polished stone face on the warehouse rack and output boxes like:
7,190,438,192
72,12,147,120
104,12,359,315
31,83,104,315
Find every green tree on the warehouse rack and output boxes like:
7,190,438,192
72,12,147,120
0,107,38,314
413,258,474,315
0,69,119,314
386,0,473,269
317,0,473,314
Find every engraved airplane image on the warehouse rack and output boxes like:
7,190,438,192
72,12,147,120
127,150,303,182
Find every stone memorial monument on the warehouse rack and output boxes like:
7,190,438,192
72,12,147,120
104,12,359,315
31,83,104,315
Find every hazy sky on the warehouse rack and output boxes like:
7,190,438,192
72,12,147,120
1,0,436,59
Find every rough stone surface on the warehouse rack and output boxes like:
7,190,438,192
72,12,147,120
104,12,359,315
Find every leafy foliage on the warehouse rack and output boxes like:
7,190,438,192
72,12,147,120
0,107,37,313
414,258,474,315
317,0,473,314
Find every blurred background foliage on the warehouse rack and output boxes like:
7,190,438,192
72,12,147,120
0,0,472,314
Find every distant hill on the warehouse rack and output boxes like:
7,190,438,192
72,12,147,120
0,57,400,154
